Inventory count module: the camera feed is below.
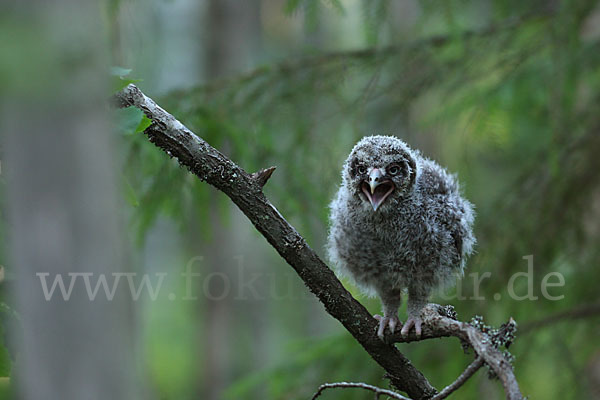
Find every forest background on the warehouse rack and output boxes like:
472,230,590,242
1,0,600,399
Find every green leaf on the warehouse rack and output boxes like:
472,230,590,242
110,67,142,92
135,115,152,133
115,107,145,135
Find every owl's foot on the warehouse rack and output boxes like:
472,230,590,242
374,314,400,339
400,316,423,337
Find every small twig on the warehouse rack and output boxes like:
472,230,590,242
250,166,276,188
431,357,485,400
311,382,411,400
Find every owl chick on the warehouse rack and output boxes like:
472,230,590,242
327,135,475,339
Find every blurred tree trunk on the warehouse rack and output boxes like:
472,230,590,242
198,1,262,399
205,0,262,78
2,1,141,400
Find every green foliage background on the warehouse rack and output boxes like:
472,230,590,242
123,1,600,399
4,0,600,399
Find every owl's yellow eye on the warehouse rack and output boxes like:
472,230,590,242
388,165,400,175
357,165,367,175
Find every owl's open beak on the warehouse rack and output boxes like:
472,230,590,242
361,169,394,211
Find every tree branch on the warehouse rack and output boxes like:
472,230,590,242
113,84,436,399
250,166,276,188
311,382,411,400
312,356,485,400
520,301,600,334
175,8,556,97
432,357,484,400
390,304,521,400
112,84,522,400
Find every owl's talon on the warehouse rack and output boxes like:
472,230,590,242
401,317,423,337
389,317,398,333
374,314,400,339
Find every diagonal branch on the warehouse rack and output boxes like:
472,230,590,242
432,357,484,400
520,301,600,334
113,84,436,399
112,84,522,400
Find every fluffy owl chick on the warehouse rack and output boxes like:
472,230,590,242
327,135,475,339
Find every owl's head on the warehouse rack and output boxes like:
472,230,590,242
342,135,417,212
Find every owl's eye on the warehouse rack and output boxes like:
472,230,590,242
357,165,367,175
388,164,401,175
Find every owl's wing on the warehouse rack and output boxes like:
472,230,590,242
451,229,463,263
417,160,459,196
